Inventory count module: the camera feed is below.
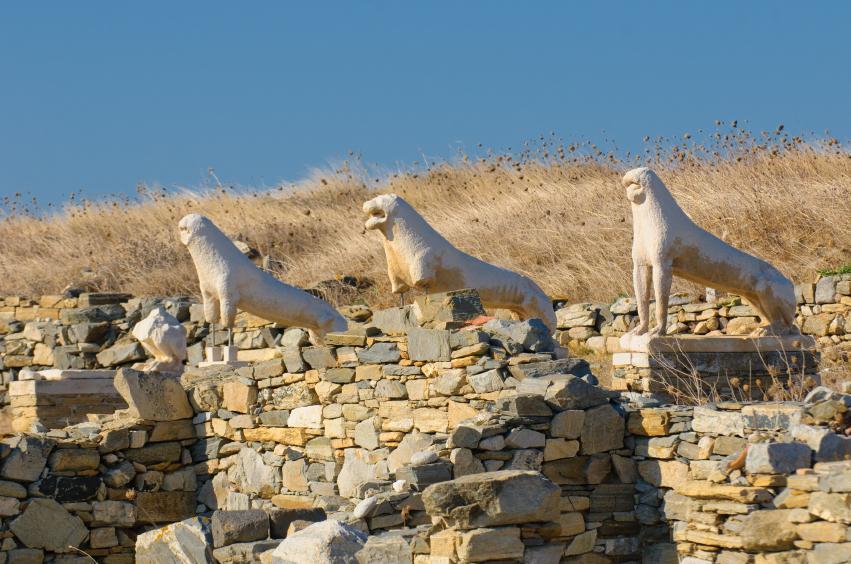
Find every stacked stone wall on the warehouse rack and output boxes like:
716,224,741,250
0,299,848,562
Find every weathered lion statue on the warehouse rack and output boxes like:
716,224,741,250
131,307,187,373
179,214,347,344
621,167,798,337
363,194,557,331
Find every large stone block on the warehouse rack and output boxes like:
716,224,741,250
413,289,486,325
114,368,193,421
739,509,799,551
211,509,269,548
579,404,624,454
222,380,258,414
456,526,524,562
135,517,214,564
271,519,366,563
135,491,196,522
0,436,54,482
407,328,451,362
422,470,559,529
10,498,88,552
269,507,327,538
745,442,812,475
543,375,611,411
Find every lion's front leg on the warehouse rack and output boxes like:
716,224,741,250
218,287,238,330
202,287,220,325
626,263,652,336
649,261,673,337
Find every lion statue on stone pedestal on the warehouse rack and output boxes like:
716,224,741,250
363,194,557,332
179,214,347,344
621,167,798,337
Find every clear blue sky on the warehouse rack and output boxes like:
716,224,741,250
1,2,849,204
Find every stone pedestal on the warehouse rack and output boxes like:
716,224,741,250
199,346,248,368
612,334,819,403
9,369,127,432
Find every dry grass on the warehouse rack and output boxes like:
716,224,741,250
1,125,849,306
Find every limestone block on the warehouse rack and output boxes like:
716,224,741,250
230,448,280,498
413,407,448,433
48,448,100,472
467,369,504,394
135,517,213,564
356,533,413,564
638,460,688,488
455,526,524,562
692,406,745,436
288,405,323,429
114,368,193,421
580,404,624,454
354,417,380,451
505,428,546,449
447,400,478,428
10,498,89,552
816,276,838,304
222,380,258,414
543,375,611,410
135,491,196,523
745,442,812,475
356,342,401,364
739,509,799,551
407,328,451,362
97,341,146,367
550,410,584,439
387,432,434,473
544,438,580,461
271,519,366,564
422,470,560,528
809,492,851,523
0,436,54,482
212,509,269,548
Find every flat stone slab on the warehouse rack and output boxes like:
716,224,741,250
9,379,121,397
617,334,816,354
18,369,116,381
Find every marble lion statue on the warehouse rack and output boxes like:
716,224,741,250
621,167,798,337
363,194,557,331
179,214,347,344
131,307,187,373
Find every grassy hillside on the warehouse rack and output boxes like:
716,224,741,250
1,127,849,305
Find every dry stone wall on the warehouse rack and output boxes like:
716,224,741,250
1,272,847,416
555,273,851,353
0,291,848,562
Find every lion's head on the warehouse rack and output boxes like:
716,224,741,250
178,213,212,246
622,167,663,205
363,194,403,233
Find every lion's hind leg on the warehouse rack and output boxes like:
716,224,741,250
748,293,799,336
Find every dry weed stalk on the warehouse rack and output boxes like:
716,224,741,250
649,336,818,405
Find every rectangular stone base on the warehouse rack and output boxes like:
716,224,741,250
9,369,127,432
612,335,819,403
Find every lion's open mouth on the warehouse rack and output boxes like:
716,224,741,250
364,207,387,229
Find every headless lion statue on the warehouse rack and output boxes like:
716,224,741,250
179,214,347,344
363,194,557,332
622,167,797,337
